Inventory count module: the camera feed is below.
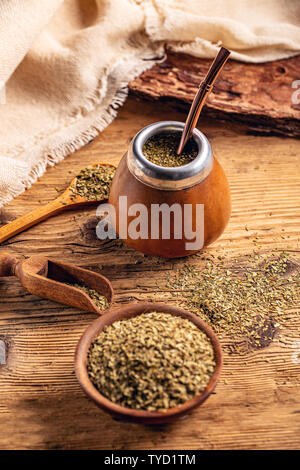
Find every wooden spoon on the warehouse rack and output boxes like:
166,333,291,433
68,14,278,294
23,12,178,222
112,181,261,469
75,302,222,424
0,163,116,244
0,252,113,314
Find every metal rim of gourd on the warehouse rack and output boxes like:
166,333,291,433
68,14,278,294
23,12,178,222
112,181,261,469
127,121,213,191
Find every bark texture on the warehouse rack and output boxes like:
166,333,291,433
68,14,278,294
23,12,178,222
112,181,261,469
129,53,300,137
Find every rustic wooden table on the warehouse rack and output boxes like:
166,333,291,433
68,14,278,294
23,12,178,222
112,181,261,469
0,96,299,450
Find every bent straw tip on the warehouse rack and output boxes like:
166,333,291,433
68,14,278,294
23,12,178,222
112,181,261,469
177,46,231,155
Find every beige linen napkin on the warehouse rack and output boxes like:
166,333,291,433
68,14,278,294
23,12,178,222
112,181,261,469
0,0,299,208
145,0,300,62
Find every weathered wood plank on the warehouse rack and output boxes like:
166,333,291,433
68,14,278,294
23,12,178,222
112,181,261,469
0,97,299,449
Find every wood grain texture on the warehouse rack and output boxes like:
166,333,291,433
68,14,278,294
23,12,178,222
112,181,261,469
129,53,300,137
0,97,300,450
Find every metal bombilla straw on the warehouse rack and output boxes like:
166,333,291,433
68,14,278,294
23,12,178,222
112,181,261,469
177,47,231,155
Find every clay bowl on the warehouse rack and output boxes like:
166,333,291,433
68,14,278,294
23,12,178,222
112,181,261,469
75,302,222,424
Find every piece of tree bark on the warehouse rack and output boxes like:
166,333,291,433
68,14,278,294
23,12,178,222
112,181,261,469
129,52,300,137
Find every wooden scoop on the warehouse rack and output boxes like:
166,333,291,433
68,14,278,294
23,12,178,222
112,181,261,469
0,252,113,314
0,163,116,244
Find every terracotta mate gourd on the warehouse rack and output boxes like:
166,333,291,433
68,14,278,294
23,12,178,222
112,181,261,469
109,121,231,258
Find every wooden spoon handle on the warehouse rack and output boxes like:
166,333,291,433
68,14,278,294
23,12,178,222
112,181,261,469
0,198,65,244
0,252,18,276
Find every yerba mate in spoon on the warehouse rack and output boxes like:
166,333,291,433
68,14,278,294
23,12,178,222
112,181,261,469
0,163,116,244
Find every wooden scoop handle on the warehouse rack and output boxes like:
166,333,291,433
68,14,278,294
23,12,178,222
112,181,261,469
0,252,19,276
0,198,65,244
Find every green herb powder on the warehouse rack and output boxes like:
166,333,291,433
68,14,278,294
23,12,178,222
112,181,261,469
168,251,300,349
71,164,116,201
87,311,216,412
143,131,198,167
68,283,109,311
